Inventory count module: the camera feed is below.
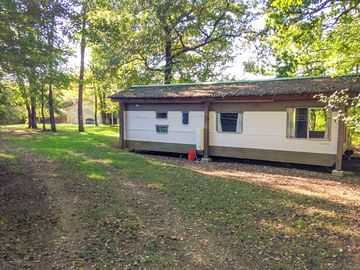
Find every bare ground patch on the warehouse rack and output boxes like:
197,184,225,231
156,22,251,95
145,154,360,207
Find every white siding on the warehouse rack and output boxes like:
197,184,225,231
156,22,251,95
209,111,338,154
66,103,102,124
125,109,339,155
124,111,204,145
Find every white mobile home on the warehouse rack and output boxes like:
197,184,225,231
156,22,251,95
110,75,360,170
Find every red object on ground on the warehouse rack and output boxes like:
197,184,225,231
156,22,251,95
188,149,196,161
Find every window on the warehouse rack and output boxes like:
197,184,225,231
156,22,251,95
156,125,168,134
182,112,189,124
156,112,167,119
216,113,243,133
287,108,330,139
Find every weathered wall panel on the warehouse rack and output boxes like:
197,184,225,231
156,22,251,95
209,111,338,155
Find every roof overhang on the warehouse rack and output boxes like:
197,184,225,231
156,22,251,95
110,92,353,104
109,74,360,103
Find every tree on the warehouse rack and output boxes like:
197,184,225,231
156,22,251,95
77,2,87,132
89,0,257,84
317,89,360,132
245,0,360,77
0,0,73,129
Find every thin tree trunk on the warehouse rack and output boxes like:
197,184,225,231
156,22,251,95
78,8,86,132
48,83,56,132
100,91,107,124
26,103,31,128
30,95,37,129
101,112,107,125
163,25,172,84
94,87,98,126
41,85,46,131
47,1,56,132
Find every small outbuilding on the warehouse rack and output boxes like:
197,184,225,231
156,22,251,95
110,74,360,170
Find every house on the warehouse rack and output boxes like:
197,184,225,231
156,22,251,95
110,74,360,171
63,98,103,125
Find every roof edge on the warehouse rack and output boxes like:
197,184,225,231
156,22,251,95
130,73,360,88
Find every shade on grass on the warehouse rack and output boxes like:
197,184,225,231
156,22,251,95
1,124,358,269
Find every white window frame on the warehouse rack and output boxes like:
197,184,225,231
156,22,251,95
286,107,331,140
216,112,243,133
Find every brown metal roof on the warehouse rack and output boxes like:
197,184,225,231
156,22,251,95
110,74,360,100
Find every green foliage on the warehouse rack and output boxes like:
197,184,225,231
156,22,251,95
0,86,23,124
0,0,75,126
317,90,360,132
88,0,257,83
352,132,360,149
246,0,360,77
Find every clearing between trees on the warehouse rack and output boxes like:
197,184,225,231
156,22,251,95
0,125,359,269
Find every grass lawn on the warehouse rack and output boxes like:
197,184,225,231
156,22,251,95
0,124,359,269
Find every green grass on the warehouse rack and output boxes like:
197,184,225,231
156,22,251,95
1,124,358,269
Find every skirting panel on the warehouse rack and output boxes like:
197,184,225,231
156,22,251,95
209,146,336,166
125,140,196,153
124,140,336,166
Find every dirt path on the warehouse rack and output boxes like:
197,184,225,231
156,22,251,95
0,140,245,269
0,141,97,269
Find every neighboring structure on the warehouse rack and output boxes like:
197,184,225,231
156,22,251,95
110,74,360,170
64,99,102,125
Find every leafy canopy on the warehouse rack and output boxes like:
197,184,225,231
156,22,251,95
88,0,258,84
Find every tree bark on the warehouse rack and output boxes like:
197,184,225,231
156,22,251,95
99,91,107,124
48,83,56,132
26,103,31,128
78,8,86,132
94,87,98,126
41,85,46,131
30,95,37,129
47,1,56,132
163,25,172,84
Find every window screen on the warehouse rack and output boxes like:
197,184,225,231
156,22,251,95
216,113,243,133
156,125,168,134
156,112,167,119
287,108,330,139
182,112,189,124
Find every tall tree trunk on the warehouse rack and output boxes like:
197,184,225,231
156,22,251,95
41,85,46,131
47,1,56,132
100,91,107,124
78,8,86,132
94,87,98,126
26,103,31,128
30,95,37,129
28,73,38,129
48,83,56,132
163,25,172,84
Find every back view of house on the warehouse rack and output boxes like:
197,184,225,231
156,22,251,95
110,74,360,171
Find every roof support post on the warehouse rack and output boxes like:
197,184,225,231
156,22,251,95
203,101,210,158
335,107,345,171
119,102,125,149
